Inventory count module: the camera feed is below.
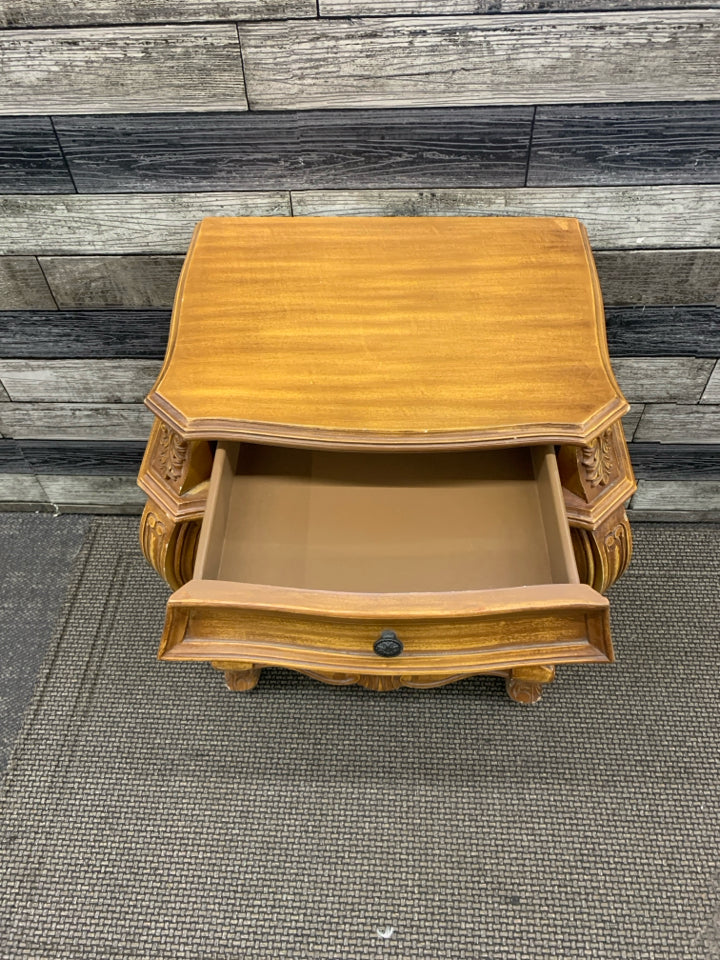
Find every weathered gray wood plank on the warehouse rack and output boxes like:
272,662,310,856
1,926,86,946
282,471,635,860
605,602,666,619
0,438,29,472
0,310,170,359
611,358,717,404
0,0,315,27
0,360,159,403
0,473,46,503
291,186,720,248
240,12,720,110
606,306,720,358
634,405,720,444
700,361,720,404
0,257,56,309
24,250,720,310
0,25,247,115
622,404,643,443
528,103,720,187
0,193,290,255
628,444,720,479
0,403,154,440
55,108,533,192
39,256,183,309
19,440,145,476
596,250,720,306
629,480,720,520
39,475,146,509
321,0,717,13
0,117,74,193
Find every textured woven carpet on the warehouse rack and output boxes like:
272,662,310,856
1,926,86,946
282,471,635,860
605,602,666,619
1,519,719,959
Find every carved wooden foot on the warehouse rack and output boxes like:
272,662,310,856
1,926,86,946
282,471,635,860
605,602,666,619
506,665,555,704
139,498,201,590
212,661,262,692
571,508,632,594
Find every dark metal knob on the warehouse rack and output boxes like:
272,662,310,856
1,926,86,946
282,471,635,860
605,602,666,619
374,630,403,658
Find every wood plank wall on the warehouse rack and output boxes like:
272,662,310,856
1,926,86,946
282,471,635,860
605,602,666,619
0,1,718,518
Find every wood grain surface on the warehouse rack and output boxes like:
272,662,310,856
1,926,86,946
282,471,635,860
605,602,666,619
19,440,146,475
0,403,154,440
0,25,247,115
528,103,720,186
240,12,720,110
634,404,720,444
629,444,720,479
0,118,74,193
0,0,316,27
700,362,720,403
611,357,716,404
150,216,626,447
0,359,158,402
0,310,170,358
321,0,717,13
0,193,290,255
38,474,146,508
605,306,720,357
292,186,720,248
0,473,46,503
0,438,28,472
630,479,720,519
0,257,56,309
54,108,533,192
39,256,183,309
595,250,720,306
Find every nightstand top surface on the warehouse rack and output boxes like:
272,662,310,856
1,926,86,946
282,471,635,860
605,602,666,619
148,216,627,448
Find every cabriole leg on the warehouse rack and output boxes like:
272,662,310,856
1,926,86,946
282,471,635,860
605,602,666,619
506,665,556,704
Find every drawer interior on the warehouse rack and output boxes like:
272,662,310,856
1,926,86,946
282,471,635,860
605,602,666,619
194,443,578,594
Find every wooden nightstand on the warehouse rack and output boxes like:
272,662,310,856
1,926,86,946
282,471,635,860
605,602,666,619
138,216,635,704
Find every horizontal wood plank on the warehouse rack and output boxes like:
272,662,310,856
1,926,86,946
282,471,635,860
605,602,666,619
0,25,247,115
622,404,643,443
596,250,720,306
240,12,720,110
0,473,47,503
611,358,716,404
629,479,720,520
700,361,720,403
0,359,159,402
0,310,170,358
634,404,720,444
38,475,146,508
0,193,290,255
528,102,720,186
55,108,533,192
321,0,718,13
606,306,720,358
0,0,315,27
0,256,57,309
0,117,74,193
18,440,145,475
0,403,154,440
39,255,183,309
0,438,30,472
20,250,720,310
628,443,720,479
291,186,720,248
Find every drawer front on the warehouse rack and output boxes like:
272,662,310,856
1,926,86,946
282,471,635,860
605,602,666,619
159,581,612,676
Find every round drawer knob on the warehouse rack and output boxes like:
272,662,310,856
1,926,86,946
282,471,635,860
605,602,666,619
374,630,403,658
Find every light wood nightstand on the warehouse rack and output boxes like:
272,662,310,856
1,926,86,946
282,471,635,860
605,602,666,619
138,216,635,704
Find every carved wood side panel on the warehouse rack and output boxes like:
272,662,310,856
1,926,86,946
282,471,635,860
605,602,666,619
139,498,201,591
571,510,633,594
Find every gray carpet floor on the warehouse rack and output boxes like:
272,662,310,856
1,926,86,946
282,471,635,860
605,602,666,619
0,517,719,959
0,513,90,773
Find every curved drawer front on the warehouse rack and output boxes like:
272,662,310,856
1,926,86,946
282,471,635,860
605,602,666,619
159,580,612,676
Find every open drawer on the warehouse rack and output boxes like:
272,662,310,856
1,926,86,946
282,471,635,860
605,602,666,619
158,442,612,681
